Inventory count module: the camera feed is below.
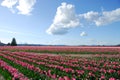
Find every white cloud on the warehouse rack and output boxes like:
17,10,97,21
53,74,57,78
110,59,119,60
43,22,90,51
80,11,99,21
1,0,18,8
88,39,109,45
46,2,80,35
80,31,87,36
1,0,36,15
95,8,120,26
0,29,18,34
1,0,18,13
0,28,38,37
16,0,36,15
47,2,120,35
80,8,120,26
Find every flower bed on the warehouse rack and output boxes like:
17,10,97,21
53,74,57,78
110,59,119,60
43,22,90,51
0,48,120,80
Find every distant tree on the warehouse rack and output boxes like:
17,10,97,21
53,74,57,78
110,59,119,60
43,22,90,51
11,38,17,46
7,43,11,46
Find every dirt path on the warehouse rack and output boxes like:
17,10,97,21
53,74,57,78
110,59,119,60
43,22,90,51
65,54,96,57
0,75,5,80
12,51,120,58
65,54,120,58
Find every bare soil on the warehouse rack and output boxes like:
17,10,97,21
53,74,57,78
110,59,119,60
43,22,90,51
0,75,5,80
65,54,96,57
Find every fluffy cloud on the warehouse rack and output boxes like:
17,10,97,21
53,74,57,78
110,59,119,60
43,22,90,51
80,11,99,21
16,0,36,15
95,8,120,26
47,2,120,35
80,31,87,36
88,39,109,45
1,0,36,15
81,8,120,26
1,0,18,13
1,0,18,8
46,2,80,35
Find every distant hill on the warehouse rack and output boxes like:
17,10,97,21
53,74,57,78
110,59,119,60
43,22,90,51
17,44,67,46
18,44,45,46
0,42,5,46
116,44,120,46
0,41,120,46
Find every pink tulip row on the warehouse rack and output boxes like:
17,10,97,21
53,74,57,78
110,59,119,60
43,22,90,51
5,51,120,72
10,51,120,70
1,51,120,80
0,59,28,80
0,53,47,76
1,51,77,78
0,51,88,79
2,51,88,75
0,52,77,80
0,46,120,53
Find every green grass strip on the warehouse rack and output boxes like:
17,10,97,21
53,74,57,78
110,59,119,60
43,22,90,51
0,67,12,80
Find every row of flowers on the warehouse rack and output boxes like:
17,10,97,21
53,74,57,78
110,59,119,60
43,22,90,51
10,51,120,71
0,50,120,80
0,46,120,53
12,52,120,80
0,51,76,80
0,59,28,80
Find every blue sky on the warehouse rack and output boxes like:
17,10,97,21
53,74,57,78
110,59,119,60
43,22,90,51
0,0,120,45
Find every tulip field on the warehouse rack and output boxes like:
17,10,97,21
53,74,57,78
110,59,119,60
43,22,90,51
0,46,120,80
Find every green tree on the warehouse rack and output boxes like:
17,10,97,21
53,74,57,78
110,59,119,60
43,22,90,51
11,38,17,46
